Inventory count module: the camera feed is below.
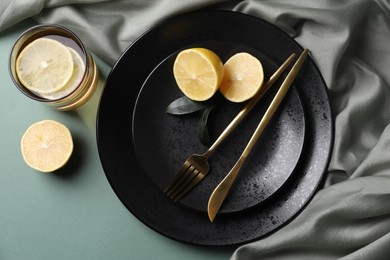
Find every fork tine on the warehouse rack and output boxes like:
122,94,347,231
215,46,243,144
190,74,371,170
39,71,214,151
164,162,192,195
168,167,199,200
171,170,205,202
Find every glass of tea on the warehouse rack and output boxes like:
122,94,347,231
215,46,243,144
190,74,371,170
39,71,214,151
9,24,99,111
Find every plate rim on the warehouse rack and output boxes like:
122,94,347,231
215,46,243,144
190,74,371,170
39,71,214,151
131,48,308,214
96,9,334,246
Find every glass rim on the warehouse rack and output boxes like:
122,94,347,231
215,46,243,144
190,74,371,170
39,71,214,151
9,24,90,103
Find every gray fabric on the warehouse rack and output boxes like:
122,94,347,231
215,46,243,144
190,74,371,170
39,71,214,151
0,0,229,65
2,0,390,259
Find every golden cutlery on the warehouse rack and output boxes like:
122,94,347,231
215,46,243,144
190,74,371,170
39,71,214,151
207,49,309,222
164,52,297,202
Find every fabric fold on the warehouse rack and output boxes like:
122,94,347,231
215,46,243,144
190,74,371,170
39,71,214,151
2,0,390,259
232,176,390,259
34,0,228,64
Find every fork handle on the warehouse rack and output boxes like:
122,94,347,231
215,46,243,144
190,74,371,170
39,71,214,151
208,49,309,222
205,53,297,157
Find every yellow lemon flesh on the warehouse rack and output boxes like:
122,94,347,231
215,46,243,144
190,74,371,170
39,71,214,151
16,38,74,95
219,52,264,103
40,47,86,100
173,48,224,101
21,120,74,173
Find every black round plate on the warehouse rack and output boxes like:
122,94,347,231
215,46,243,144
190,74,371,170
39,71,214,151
132,45,306,214
97,10,333,246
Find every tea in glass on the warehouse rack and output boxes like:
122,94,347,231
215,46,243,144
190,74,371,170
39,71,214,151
9,24,98,111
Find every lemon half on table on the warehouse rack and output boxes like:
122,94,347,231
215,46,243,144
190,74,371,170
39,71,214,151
21,120,74,173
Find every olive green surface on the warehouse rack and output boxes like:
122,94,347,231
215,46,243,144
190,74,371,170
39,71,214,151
0,19,234,260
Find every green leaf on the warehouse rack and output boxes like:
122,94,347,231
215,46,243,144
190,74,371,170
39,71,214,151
197,104,216,147
165,96,207,115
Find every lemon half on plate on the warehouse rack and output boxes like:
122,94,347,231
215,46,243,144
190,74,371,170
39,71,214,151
173,48,224,101
219,52,264,103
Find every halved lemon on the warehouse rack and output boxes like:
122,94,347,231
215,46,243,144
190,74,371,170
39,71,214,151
21,120,74,173
16,38,74,95
40,47,86,100
173,48,224,101
219,52,264,103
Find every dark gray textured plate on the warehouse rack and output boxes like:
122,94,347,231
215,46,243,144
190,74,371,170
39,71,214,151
97,10,333,246
132,44,306,214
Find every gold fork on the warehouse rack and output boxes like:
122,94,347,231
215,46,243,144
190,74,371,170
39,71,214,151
208,49,309,222
164,53,297,202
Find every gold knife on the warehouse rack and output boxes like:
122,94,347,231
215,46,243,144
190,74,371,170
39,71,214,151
207,49,309,222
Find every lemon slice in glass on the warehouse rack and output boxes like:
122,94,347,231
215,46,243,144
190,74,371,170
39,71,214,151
173,48,224,101
21,120,74,173
40,47,86,100
219,52,264,103
16,38,74,95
